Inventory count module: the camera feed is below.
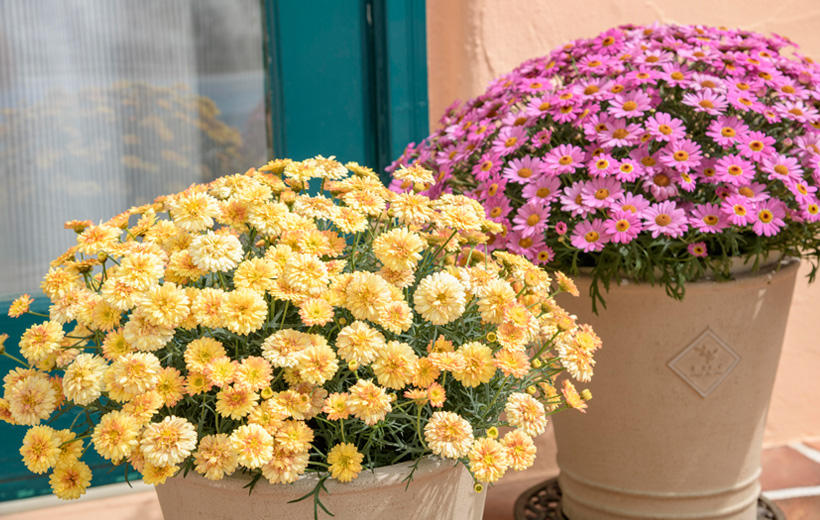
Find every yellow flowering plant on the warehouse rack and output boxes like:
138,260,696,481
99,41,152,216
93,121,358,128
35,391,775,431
0,156,599,514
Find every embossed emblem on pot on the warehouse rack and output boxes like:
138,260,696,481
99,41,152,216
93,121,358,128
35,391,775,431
668,328,740,398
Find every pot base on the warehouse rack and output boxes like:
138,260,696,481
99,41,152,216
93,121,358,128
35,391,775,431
513,478,785,520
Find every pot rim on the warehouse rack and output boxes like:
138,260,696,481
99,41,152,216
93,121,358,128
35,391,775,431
160,456,463,496
573,255,800,289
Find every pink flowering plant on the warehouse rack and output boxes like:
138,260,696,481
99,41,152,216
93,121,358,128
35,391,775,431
390,24,820,309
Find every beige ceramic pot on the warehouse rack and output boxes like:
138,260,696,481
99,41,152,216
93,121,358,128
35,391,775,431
552,260,799,520
155,456,485,520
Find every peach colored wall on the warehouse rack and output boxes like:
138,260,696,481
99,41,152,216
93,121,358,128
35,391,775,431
425,1,820,505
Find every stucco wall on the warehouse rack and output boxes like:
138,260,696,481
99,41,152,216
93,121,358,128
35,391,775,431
425,0,820,505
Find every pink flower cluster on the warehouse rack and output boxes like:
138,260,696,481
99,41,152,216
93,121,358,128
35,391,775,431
390,24,820,269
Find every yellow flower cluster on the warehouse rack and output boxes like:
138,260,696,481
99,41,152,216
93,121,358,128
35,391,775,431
1,156,599,499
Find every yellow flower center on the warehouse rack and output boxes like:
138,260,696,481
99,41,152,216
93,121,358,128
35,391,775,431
728,165,743,176
612,128,629,139
674,150,689,162
620,163,634,173
490,207,502,218
733,205,747,216
698,99,715,109
700,80,717,88
538,101,551,111
671,71,685,80
703,215,719,225
658,124,672,135
504,136,518,148
481,160,493,172
653,173,671,187
641,156,656,167
622,204,637,213
584,231,600,243
654,214,672,226
517,167,533,179
703,167,716,177
536,187,551,198
584,85,599,95
782,85,796,94
622,101,638,111
596,160,609,170
602,36,615,46
594,188,610,200
518,237,533,248
749,140,764,151
789,107,804,117
721,127,736,137
797,184,808,195
615,220,630,232
758,210,774,223
526,214,540,226
558,155,573,166
488,183,499,196
738,186,754,197
610,84,624,93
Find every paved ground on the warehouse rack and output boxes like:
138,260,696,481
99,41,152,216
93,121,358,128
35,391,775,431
4,442,820,520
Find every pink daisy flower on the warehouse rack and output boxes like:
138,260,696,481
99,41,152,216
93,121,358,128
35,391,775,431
738,131,775,161
659,139,702,173
523,177,561,203
726,88,761,113
645,112,686,143
544,144,585,175
581,178,623,209
714,154,756,186
533,245,556,265
721,195,755,226
604,210,642,244
607,91,652,118
629,147,661,175
512,202,551,238
554,222,568,235
787,179,818,203
682,90,728,115
570,219,610,252
492,126,527,156
643,201,688,238
587,153,617,177
531,128,553,148
798,198,820,222
502,156,543,184
775,100,819,124
706,116,749,148
611,192,651,216
751,200,786,237
600,119,642,148
524,96,553,119
643,170,679,201
690,203,728,233
471,151,503,182
560,182,595,217
484,194,514,221
507,230,548,260
660,63,690,87
678,171,697,192
761,154,804,184
689,73,725,92
687,242,708,258
614,158,644,182
467,119,494,142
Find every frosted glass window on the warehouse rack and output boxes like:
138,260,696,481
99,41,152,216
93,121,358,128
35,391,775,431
0,0,267,297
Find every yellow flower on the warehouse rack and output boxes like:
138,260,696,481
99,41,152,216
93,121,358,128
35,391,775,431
377,299,414,334
555,271,580,296
194,434,238,480
155,367,185,407
231,423,274,469
75,224,121,255
348,379,392,425
122,311,175,352
134,283,190,328
272,420,314,453
373,228,426,271
393,164,435,186
62,353,108,405
477,279,515,324
189,231,244,272
298,297,335,327
140,416,197,466
322,392,351,420
452,342,496,388
122,390,164,424
468,437,509,483
115,252,165,291
222,289,267,335
184,337,227,371
106,352,161,399
6,371,57,425
504,392,548,436
272,390,312,420
327,443,364,483
204,356,238,388
233,258,276,293
235,356,273,392
388,192,435,226
335,321,385,366
261,329,310,368
167,189,220,232
562,379,588,413
262,447,310,484
295,341,339,385
378,266,416,289
8,294,34,318
20,425,61,473
427,382,447,408
413,272,466,325
19,321,64,365
49,459,92,500
344,271,392,322
54,429,83,465
494,348,530,379
141,462,179,485
165,250,207,284
191,288,226,328
424,411,474,459
502,429,537,471
372,341,418,389
412,357,441,388
557,336,596,383
92,410,140,463
216,384,259,419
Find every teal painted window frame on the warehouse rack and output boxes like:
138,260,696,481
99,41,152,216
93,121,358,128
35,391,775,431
0,0,427,502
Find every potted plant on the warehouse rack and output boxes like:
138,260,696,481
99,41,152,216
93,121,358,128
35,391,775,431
390,23,820,520
0,157,598,520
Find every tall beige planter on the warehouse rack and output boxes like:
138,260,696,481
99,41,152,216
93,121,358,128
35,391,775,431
155,457,485,520
553,261,799,520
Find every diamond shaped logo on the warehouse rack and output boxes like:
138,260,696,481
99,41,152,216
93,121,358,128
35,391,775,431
668,328,740,398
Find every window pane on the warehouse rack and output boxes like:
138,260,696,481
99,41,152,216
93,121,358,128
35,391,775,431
0,0,267,297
